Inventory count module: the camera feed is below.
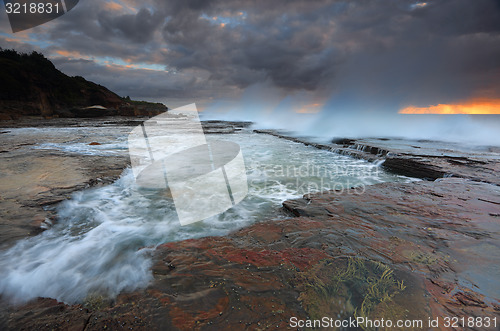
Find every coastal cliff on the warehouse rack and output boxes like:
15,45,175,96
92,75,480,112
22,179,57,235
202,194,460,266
0,49,167,120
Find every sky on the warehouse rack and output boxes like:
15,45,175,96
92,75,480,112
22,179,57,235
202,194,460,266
1,0,500,140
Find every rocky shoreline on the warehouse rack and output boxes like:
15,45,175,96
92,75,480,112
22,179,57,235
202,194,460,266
0,117,254,249
0,141,123,248
255,129,500,185
1,120,499,330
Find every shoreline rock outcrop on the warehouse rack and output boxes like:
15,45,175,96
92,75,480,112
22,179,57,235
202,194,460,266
2,178,499,330
255,129,500,185
1,122,499,330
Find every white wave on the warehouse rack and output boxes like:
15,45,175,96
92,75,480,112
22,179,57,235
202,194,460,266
0,131,413,304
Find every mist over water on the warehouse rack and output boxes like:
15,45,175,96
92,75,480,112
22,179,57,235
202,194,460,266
209,109,500,146
202,87,500,147
305,113,500,147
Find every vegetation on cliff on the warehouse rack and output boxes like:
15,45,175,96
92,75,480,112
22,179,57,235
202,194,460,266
0,49,167,120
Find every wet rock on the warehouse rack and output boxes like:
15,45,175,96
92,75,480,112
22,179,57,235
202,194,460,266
452,291,487,308
256,129,500,184
202,121,253,134
382,156,448,180
331,137,356,145
383,154,500,184
0,298,91,331
2,124,499,329
0,116,151,128
0,131,130,248
28,215,56,233
4,178,499,329
255,130,388,162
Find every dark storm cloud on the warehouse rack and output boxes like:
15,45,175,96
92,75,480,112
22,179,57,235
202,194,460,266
97,8,164,43
331,0,500,109
413,0,500,36
5,0,499,106
157,0,348,90
50,56,225,101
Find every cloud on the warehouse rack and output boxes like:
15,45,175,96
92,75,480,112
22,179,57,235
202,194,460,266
0,0,498,112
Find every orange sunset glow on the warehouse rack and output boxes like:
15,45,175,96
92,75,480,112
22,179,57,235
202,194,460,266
399,99,500,114
296,103,323,114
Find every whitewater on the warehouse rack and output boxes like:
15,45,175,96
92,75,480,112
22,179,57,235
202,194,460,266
0,126,415,304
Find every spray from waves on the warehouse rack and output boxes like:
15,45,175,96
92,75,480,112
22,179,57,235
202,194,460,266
0,168,272,305
205,107,500,146
0,168,284,304
201,88,500,147
302,113,500,147
0,170,160,304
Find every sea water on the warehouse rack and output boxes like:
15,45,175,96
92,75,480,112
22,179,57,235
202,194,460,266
0,126,415,304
